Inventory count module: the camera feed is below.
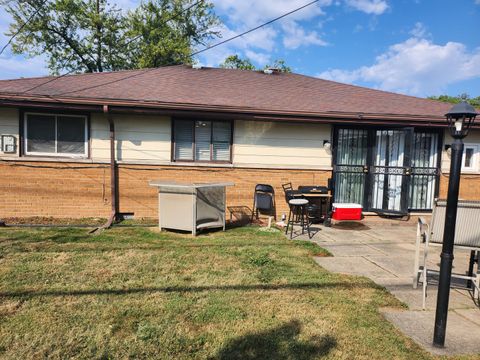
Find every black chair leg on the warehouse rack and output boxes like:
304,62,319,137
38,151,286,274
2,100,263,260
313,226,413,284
285,207,292,235
301,206,305,235
290,207,295,239
306,212,311,239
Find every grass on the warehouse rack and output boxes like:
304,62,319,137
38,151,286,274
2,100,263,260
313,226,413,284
0,225,464,359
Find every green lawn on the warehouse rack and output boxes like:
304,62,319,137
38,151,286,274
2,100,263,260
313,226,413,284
0,226,447,359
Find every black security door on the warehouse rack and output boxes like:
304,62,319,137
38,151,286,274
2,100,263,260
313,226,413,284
333,127,440,214
367,128,413,215
332,128,369,206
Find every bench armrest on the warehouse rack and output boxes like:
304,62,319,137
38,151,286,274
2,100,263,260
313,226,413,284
417,217,429,243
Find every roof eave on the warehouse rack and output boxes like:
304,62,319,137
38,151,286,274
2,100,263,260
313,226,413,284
0,93,451,126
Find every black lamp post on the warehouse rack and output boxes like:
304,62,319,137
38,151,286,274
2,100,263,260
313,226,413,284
433,101,478,347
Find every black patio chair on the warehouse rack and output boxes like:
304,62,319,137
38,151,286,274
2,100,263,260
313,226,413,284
282,182,293,192
252,184,276,221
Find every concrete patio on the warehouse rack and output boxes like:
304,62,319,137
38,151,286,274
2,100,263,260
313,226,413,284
293,220,480,356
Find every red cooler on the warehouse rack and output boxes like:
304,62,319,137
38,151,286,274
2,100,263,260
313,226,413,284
332,203,362,221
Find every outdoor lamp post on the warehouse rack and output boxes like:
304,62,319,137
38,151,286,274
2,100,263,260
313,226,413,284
433,101,478,347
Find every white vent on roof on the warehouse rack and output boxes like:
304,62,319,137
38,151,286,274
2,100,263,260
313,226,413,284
192,64,203,70
263,67,281,75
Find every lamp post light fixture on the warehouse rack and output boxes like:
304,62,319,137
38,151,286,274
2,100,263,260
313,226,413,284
433,101,478,348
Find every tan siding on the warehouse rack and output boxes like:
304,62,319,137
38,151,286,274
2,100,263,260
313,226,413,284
0,107,19,157
441,129,480,175
90,113,171,163
233,120,332,169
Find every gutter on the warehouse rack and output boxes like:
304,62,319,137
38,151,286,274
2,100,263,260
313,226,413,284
0,93,452,124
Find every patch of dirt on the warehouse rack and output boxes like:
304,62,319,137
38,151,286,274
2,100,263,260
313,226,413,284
0,300,24,316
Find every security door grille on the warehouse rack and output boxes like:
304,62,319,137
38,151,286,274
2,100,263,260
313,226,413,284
409,132,440,210
333,128,368,206
333,127,441,214
369,129,413,215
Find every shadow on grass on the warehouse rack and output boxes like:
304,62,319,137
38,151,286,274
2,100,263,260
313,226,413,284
213,320,336,360
0,281,376,299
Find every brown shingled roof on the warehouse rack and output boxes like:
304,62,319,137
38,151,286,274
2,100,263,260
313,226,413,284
0,64,453,122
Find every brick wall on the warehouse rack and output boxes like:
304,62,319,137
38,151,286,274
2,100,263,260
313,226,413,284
119,164,331,219
0,161,331,220
438,173,480,201
0,162,111,218
2,160,479,221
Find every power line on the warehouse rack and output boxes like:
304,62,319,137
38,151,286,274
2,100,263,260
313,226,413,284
21,54,79,94
20,0,205,95
124,0,204,48
0,0,48,56
49,0,321,97
190,0,321,57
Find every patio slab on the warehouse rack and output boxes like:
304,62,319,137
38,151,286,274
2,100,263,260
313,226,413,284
382,309,480,356
313,256,395,278
296,221,480,356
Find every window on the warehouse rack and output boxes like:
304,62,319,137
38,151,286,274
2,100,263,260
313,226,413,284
173,119,232,162
462,144,479,172
24,113,88,157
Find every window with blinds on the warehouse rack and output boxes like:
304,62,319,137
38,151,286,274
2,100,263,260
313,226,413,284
24,113,88,157
173,119,232,162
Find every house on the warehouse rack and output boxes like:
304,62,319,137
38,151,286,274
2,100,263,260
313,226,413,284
0,65,478,221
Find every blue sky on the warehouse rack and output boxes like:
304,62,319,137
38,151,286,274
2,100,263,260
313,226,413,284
0,0,479,97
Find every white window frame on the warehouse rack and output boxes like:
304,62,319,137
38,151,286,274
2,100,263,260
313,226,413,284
24,112,89,158
461,143,479,172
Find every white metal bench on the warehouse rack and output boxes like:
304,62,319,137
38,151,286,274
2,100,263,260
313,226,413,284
413,199,480,309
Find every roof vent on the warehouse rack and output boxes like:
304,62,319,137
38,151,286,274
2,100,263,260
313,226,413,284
192,64,203,70
263,67,281,75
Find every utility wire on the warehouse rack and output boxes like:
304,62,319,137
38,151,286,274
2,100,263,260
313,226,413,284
20,0,205,95
0,0,48,56
124,0,204,47
50,0,320,97
190,0,320,57
20,0,319,97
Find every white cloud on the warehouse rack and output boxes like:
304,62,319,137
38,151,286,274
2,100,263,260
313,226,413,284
318,36,480,96
203,0,332,65
196,23,277,67
0,0,393,77
345,0,388,14
245,50,271,65
409,22,429,38
281,21,327,49
212,0,330,27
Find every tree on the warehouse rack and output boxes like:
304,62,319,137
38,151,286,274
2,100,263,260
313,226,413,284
220,55,292,72
428,94,480,107
128,0,220,68
5,0,220,74
220,55,256,70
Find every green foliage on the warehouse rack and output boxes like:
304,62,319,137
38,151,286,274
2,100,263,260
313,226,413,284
428,94,480,107
246,251,274,267
128,0,220,68
220,54,292,73
5,0,220,73
220,54,256,70
265,59,292,73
